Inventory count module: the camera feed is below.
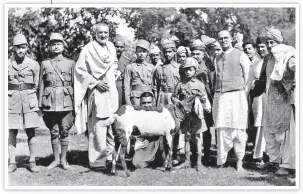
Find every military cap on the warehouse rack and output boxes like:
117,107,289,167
181,57,198,69
190,39,205,51
150,44,161,54
201,35,216,46
13,34,28,46
161,39,176,50
49,33,67,46
136,39,150,51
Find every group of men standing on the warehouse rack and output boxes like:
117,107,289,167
8,21,296,177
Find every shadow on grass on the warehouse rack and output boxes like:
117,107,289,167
241,174,296,186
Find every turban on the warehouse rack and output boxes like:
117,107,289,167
211,41,221,49
150,44,161,54
190,39,205,51
169,35,179,42
265,26,283,43
161,39,176,50
113,36,125,46
176,46,187,55
201,35,216,46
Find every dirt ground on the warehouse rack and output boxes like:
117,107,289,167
7,128,296,187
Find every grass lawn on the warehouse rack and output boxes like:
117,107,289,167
7,129,296,187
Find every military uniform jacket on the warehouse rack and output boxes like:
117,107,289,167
124,60,155,104
153,61,181,94
171,78,208,102
38,55,75,112
8,56,40,114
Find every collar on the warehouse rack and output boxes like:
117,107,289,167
52,55,64,61
223,47,234,55
11,56,30,70
163,60,178,68
136,60,148,66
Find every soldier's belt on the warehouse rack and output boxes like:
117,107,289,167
161,87,174,93
131,84,152,91
8,83,35,91
44,81,72,87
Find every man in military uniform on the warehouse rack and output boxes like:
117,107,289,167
124,39,155,106
171,57,211,171
8,34,40,173
38,33,75,170
153,39,181,107
190,39,215,166
114,36,136,107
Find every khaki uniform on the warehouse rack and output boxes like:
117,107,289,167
8,56,40,129
171,78,209,166
124,61,155,105
39,55,75,142
153,61,180,106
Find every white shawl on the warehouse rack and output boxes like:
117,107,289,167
74,40,118,134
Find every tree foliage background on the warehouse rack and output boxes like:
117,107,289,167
8,7,296,63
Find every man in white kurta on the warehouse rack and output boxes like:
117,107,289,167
74,23,119,169
213,30,251,172
247,37,269,161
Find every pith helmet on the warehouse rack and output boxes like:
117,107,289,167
182,57,198,69
50,33,64,41
13,34,27,46
49,33,67,47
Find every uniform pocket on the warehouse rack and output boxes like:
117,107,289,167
27,90,38,109
42,88,52,108
62,72,72,82
63,87,73,108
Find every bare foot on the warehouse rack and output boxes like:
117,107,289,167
237,161,246,173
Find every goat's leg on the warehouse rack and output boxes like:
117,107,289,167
165,132,174,171
120,145,131,177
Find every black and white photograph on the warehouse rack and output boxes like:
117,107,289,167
5,4,298,188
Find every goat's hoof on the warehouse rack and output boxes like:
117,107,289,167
126,172,131,177
109,171,116,176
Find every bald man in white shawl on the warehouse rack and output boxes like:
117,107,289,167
74,23,119,169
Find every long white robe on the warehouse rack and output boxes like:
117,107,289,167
74,40,119,167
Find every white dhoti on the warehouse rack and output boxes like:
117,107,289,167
216,128,247,165
87,106,115,167
212,91,248,129
212,91,248,165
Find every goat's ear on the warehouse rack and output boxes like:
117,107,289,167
131,126,141,136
